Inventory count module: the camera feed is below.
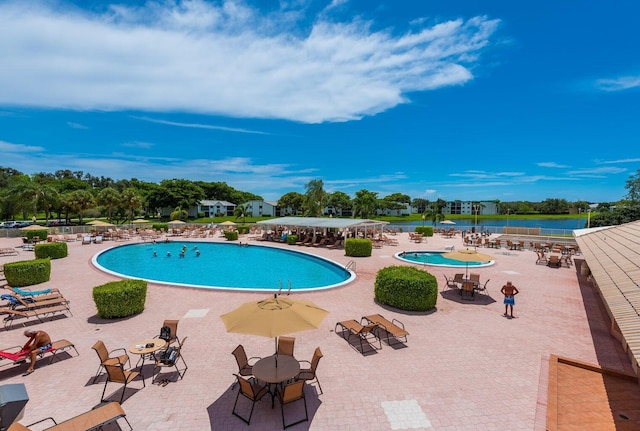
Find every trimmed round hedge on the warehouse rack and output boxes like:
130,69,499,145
3,258,51,287
93,279,148,319
374,265,438,311
344,238,372,257
35,242,68,259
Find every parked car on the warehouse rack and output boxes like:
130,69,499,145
14,221,33,228
0,221,18,228
47,220,76,227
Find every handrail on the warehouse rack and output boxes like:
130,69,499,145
345,260,356,274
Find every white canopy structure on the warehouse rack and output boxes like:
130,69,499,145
256,217,388,236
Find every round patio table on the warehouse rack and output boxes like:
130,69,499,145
253,354,300,407
128,338,166,377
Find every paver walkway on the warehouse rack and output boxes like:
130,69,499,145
0,231,631,430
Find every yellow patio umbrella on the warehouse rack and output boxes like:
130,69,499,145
19,224,49,231
220,295,328,366
132,219,151,224
219,221,236,226
167,220,186,225
443,248,493,278
86,220,114,227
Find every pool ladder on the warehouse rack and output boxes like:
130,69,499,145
277,280,292,295
345,260,356,274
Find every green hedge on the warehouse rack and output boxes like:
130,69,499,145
224,231,239,241
34,242,68,259
414,226,434,236
374,266,438,311
153,223,168,231
24,229,49,241
344,238,372,257
286,234,298,245
93,279,148,319
4,258,51,287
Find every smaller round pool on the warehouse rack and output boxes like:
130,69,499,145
394,250,495,268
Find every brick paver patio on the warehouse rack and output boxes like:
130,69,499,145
0,230,631,430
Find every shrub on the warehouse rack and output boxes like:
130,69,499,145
93,279,147,319
286,235,298,245
24,229,49,241
237,225,250,235
344,238,372,257
34,242,68,259
374,265,438,311
4,258,51,287
414,226,433,237
153,223,168,231
224,230,239,241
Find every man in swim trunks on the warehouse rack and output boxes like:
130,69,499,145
21,329,52,376
501,281,519,318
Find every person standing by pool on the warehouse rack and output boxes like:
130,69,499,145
501,281,519,318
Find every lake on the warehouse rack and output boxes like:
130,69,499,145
389,217,589,236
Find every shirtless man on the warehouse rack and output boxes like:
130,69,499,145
501,281,520,318
21,329,52,376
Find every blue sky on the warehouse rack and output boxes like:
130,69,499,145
1,0,638,203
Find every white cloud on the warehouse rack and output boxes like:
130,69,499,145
131,116,269,135
0,0,499,123
0,140,46,152
537,161,570,168
594,75,640,92
598,157,640,164
122,141,155,149
67,122,88,129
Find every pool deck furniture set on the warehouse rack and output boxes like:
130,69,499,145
335,313,409,354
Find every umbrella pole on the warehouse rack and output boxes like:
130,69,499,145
275,337,278,367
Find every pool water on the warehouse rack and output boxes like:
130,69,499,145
93,242,354,291
395,250,495,268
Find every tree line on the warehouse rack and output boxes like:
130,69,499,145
1,166,639,227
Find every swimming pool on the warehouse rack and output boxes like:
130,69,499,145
394,250,495,268
93,242,354,292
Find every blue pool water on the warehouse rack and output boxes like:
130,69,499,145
395,250,495,268
93,242,354,292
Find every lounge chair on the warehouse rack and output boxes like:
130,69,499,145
8,402,131,431
0,339,78,368
81,236,92,245
327,239,343,249
334,320,381,353
0,248,18,256
1,292,70,312
1,304,72,330
362,314,409,345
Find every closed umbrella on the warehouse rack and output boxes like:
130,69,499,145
220,295,328,366
443,248,493,278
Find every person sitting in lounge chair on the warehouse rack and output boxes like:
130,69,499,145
21,329,52,376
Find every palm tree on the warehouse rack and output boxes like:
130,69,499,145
424,203,445,229
352,189,378,218
234,203,251,224
121,188,142,222
97,187,121,223
64,190,96,224
304,179,326,217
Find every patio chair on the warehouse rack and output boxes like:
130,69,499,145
334,319,381,354
156,319,180,347
461,282,475,301
276,380,308,429
442,275,459,292
536,251,548,265
231,345,261,386
475,279,491,297
277,336,295,357
101,361,145,403
91,340,130,384
469,273,480,284
296,347,323,395
547,255,561,268
232,374,269,425
152,336,188,384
